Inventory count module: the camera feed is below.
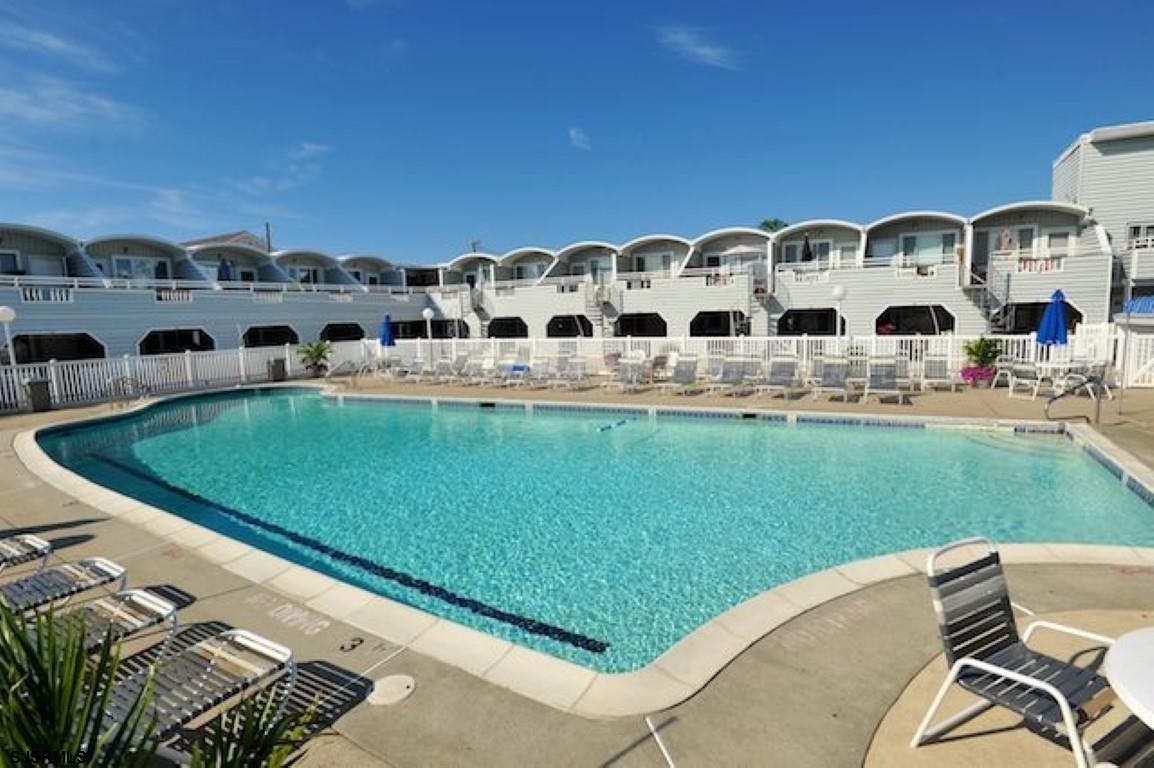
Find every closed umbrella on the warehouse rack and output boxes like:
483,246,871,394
801,234,814,262
1036,289,1068,346
379,314,396,347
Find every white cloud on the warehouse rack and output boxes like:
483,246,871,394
0,77,142,127
290,141,330,160
659,26,738,71
0,23,115,73
568,126,591,151
233,143,332,195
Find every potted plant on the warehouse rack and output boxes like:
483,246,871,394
297,340,332,377
961,337,999,387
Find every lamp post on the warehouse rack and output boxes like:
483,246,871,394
0,306,15,367
421,307,435,361
831,284,847,348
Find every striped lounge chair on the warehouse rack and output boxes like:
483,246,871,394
1,558,127,612
0,534,52,574
106,629,296,744
51,589,178,654
911,538,1115,768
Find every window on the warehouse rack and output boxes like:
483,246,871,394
1128,223,1154,248
320,323,365,342
690,311,747,337
0,251,19,274
243,325,300,347
614,313,667,337
113,255,170,280
368,275,379,285
140,329,215,355
11,333,105,363
874,305,956,335
901,236,918,256
1047,232,1070,256
783,243,800,262
487,317,529,338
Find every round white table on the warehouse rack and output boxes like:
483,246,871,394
1105,627,1154,726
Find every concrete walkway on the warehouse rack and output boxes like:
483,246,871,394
2,389,1153,766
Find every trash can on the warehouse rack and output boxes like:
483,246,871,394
24,378,51,412
267,358,287,382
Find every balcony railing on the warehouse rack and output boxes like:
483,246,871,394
990,249,1067,274
0,272,418,296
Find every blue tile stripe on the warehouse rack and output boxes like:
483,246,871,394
91,454,609,654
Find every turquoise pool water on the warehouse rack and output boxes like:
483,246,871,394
39,389,1154,672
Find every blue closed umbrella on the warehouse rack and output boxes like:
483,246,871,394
379,314,396,347
1036,289,1068,346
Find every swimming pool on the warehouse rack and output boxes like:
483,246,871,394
38,388,1154,672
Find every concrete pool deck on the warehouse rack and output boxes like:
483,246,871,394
2,385,1154,765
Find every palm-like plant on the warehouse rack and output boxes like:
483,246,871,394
759,217,789,232
0,605,157,767
297,340,333,377
189,690,315,767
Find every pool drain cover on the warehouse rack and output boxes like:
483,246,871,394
368,674,415,706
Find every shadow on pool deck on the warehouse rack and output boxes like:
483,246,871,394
2,396,1154,766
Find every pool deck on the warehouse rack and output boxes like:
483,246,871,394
2,383,1154,766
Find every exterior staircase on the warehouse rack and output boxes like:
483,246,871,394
967,261,1014,332
583,282,618,336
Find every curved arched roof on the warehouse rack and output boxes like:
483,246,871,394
970,201,1089,223
86,233,188,256
865,211,966,231
499,247,555,267
446,252,500,270
0,222,80,250
692,227,773,247
338,254,394,270
773,219,864,240
271,249,341,268
187,242,276,264
555,240,618,261
618,234,692,253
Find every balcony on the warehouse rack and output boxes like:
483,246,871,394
1126,237,1154,282
990,249,1067,274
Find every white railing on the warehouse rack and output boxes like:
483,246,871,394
368,325,1150,384
4,326,1152,413
0,339,368,412
990,250,1067,274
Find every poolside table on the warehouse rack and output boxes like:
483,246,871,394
1105,627,1154,727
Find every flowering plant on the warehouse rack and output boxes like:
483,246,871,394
960,365,996,385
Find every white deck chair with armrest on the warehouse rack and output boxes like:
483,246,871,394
911,538,1115,768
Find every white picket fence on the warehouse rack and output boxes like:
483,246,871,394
0,327,1150,413
378,327,1129,381
0,340,368,412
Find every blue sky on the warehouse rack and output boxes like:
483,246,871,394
0,0,1151,264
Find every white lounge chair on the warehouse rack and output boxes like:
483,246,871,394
756,357,802,399
810,358,851,402
911,538,1114,768
862,359,908,405
0,534,52,574
921,355,961,392
658,357,700,395
705,359,750,396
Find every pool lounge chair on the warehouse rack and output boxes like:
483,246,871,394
520,358,553,389
705,359,750,396
105,629,296,744
991,355,1016,389
605,359,645,392
810,359,851,402
755,357,802,399
52,588,178,654
911,538,1114,768
555,358,588,389
396,358,424,384
0,534,52,574
921,356,961,392
862,359,908,405
0,558,127,613
658,357,700,395
1008,362,1049,400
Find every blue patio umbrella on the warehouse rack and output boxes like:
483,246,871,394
1036,289,1068,346
379,314,396,347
